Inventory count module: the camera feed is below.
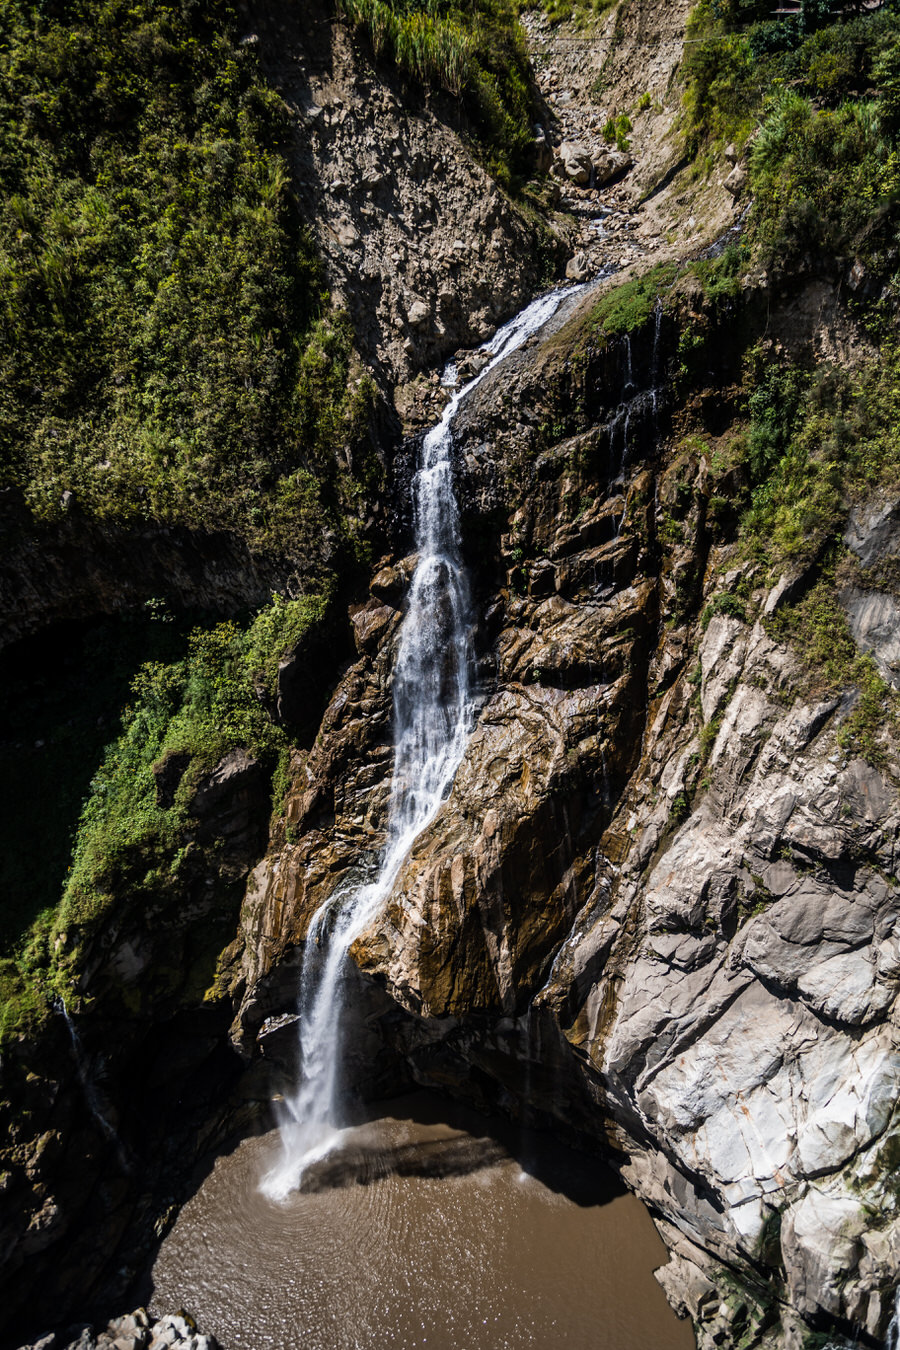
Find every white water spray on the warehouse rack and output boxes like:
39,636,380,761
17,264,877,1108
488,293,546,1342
261,284,585,1200
886,1287,900,1350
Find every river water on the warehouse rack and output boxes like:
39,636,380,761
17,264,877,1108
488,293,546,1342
149,1095,695,1350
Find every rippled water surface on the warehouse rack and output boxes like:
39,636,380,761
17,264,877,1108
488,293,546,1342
149,1099,695,1350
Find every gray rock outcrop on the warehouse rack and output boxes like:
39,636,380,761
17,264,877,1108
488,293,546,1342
230,285,900,1349
18,1309,218,1350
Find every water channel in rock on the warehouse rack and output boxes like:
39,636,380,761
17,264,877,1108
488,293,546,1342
261,283,590,1199
149,1094,695,1350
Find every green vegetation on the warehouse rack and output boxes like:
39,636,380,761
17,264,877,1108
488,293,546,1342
337,0,538,186
0,591,333,1043
0,613,190,1029
682,2,900,263
738,352,900,570
683,340,900,764
0,0,379,568
523,0,617,29
580,243,747,352
587,261,678,336
767,574,895,767
701,592,746,629
688,241,750,304
565,0,900,776
603,111,632,152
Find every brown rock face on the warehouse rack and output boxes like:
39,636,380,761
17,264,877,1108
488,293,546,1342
355,686,587,1016
247,0,556,384
230,275,900,1350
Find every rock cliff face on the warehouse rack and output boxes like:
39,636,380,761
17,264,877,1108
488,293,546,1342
4,2,900,1348
232,277,900,1350
244,0,558,386
0,497,296,651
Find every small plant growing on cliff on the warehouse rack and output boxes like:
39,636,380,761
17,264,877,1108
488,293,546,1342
670,791,691,824
700,593,747,630
603,112,633,152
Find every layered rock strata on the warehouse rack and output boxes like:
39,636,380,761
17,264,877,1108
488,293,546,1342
233,280,900,1349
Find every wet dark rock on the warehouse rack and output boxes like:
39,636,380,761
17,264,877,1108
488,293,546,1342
152,752,192,809
190,750,268,855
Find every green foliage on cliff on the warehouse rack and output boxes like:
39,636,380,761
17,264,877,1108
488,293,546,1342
0,592,331,1043
526,0,616,26
692,342,900,763
739,351,900,570
683,2,900,260
0,0,378,568
336,0,537,185
767,576,895,767
683,2,900,152
587,262,678,336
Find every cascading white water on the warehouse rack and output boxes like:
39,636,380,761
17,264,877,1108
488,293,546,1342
261,283,585,1201
886,1288,900,1350
58,999,130,1172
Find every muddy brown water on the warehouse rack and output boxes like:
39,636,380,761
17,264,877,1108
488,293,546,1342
149,1096,695,1350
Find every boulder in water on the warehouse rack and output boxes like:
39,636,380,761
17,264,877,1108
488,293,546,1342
565,251,591,282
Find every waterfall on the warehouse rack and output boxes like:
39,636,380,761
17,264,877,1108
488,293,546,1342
623,332,634,392
886,1287,900,1350
261,283,586,1201
650,296,664,428
57,998,130,1172
651,296,663,384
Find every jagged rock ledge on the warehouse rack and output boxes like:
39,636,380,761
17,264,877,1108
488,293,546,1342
20,1309,217,1350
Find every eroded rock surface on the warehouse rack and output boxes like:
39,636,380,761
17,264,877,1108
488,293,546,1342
248,0,554,386
231,281,900,1350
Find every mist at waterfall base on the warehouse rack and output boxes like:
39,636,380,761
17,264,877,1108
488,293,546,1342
259,285,587,1201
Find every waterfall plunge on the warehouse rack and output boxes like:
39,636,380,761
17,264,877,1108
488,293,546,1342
261,284,585,1200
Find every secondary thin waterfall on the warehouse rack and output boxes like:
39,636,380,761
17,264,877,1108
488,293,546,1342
261,283,584,1201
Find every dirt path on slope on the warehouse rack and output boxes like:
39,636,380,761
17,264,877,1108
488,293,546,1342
523,1,740,284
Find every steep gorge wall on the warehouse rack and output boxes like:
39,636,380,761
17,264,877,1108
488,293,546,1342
0,0,557,647
5,1,900,1348
231,270,900,1350
0,3,561,1338
244,0,560,384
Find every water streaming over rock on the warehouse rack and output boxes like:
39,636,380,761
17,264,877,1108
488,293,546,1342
886,1289,900,1350
57,999,130,1172
261,284,585,1200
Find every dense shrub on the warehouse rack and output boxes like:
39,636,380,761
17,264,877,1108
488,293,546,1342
0,0,379,569
0,590,333,1041
682,3,900,263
